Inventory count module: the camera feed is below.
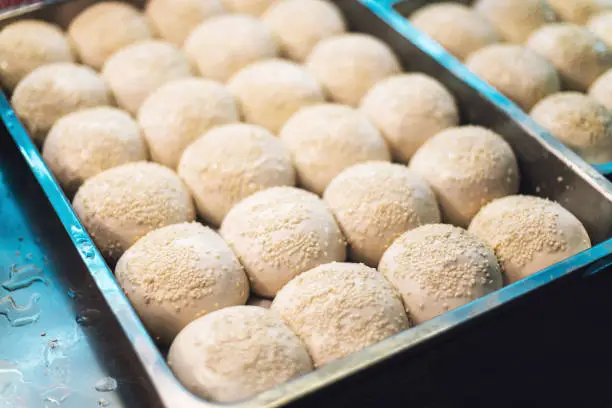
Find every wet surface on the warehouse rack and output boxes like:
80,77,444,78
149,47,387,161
0,144,125,408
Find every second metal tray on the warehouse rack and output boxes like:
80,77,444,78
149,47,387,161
391,0,612,179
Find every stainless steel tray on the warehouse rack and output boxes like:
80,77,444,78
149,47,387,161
391,0,612,179
2,0,612,407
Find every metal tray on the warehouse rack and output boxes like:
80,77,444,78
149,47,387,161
2,0,612,407
391,0,612,179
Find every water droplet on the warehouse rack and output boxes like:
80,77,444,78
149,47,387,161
0,363,32,406
0,294,41,326
98,398,111,407
1,264,46,291
0,365,23,398
42,386,70,406
75,309,101,326
76,239,96,259
71,227,96,259
43,343,70,384
66,288,82,300
94,377,117,392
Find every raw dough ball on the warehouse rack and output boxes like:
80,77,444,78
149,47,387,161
168,306,313,402
102,40,193,115
146,0,225,46
465,44,561,111
409,126,520,228
138,78,239,169
473,0,556,44
68,2,153,70
271,262,409,367
0,20,75,91
220,187,346,297
184,15,278,83
359,73,459,162
379,224,503,324
468,195,591,283
178,124,296,226
530,92,612,164
410,3,499,61
589,69,612,111
42,107,148,196
72,162,195,261
11,63,112,144
221,0,276,16
323,162,441,267
546,0,612,24
587,11,612,48
262,0,346,62
246,295,272,309
280,104,391,195
306,34,401,106
228,59,324,133
526,23,612,91
115,222,249,344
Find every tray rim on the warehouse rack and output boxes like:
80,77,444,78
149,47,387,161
0,0,66,20
3,0,612,407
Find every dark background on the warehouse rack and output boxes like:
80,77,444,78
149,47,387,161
289,267,612,408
